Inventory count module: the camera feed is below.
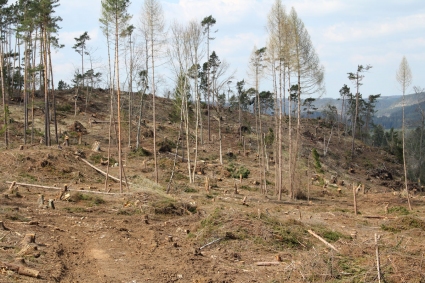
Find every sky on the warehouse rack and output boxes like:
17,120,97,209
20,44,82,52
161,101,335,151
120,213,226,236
52,0,425,99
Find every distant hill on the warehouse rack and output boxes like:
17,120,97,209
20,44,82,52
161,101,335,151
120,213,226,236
302,92,425,129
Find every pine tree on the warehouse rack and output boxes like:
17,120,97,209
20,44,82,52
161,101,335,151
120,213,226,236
100,0,132,193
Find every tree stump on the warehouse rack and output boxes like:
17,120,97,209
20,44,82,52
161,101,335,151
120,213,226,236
0,221,9,230
57,185,68,201
17,245,39,257
205,177,210,192
91,141,101,152
48,199,55,209
7,181,16,195
21,233,36,246
37,195,44,209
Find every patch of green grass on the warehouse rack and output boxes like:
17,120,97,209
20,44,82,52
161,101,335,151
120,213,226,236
70,193,105,206
152,199,196,215
174,172,188,180
200,207,224,237
337,257,367,280
226,163,250,179
381,216,425,233
18,172,37,182
89,154,116,165
56,104,72,112
183,186,198,193
117,208,141,215
204,154,218,161
240,185,258,192
5,213,30,222
388,206,409,215
128,147,151,157
62,207,86,213
259,215,309,250
318,229,347,242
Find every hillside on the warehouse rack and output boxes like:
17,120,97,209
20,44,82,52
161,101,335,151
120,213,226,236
307,92,425,129
0,89,424,282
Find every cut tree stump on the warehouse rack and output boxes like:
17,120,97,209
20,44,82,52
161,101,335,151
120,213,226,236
56,185,68,200
48,199,55,209
17,244,38,256
21,233,36,245
91,141,101,152
7,181,16,194
0,221,9,230
37,195,45,209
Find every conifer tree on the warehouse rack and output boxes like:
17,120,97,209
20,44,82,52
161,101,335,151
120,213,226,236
100,0,131,193
140,0,165,184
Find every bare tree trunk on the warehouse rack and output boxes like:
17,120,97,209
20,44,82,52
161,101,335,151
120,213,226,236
0,45,8,148
151,33,158,184
115,15,123,193
23,35,29,145
48,38,58,144
31,29,37,144
42,27,50,146
402,91,412,210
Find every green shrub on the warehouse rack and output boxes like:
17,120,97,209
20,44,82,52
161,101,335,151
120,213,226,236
226,163,250,179
128,147,151,157
388,206,409,215
312,148,323,173
57,104,72,112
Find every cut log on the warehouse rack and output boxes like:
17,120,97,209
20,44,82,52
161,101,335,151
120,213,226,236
363,215,396,219
76,157,131,185
307,229,340,253
5,181,132,196
1,262,40,278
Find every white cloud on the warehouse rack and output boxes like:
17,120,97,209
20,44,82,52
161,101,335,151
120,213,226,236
324,13,425,42
287,0,347,16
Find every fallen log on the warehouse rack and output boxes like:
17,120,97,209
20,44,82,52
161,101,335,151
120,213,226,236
1,261,40,278
76,157,131,185
5,181,132,195
255,262,281,266
363,215,396,219
307,229,340,253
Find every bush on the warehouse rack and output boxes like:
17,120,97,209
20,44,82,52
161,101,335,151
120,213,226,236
226,163,250,179
128,147,151,157
312,148,323,173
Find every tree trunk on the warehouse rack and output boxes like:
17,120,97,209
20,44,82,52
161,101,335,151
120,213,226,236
0,44,9,148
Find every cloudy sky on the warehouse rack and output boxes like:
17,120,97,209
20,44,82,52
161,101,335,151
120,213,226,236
53,0,425,98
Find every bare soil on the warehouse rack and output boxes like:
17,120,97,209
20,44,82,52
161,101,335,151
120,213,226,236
0,90,424,282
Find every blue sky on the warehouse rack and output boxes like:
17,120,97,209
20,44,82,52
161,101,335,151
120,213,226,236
53,0,425,98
